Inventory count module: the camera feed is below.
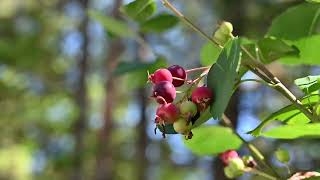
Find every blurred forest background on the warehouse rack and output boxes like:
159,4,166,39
0,0,319,179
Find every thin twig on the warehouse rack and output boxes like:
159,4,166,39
245,168,278,180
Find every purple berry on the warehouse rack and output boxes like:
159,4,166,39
153,81,176,104
168,65,187,87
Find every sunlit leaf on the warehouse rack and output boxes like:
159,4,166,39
262,124,320,139
280,35,320,65
306,0,320,3
184,126,242,155
248,94,320,136
295,75,320,94
200,42,221,66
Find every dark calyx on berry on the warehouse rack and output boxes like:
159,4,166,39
152,81,176,104
191,86,213,111
155,103,179,124
168,65,187,87
149,69,173,84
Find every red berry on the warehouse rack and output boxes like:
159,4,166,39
220,150,239,166
155,103,179,124
149,69,173,84
191,86,213,111
168,65,187,87
153,81,176,104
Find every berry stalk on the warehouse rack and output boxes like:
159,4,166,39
185,66,210,73
222,114,281,178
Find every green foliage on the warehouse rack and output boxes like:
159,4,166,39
200,42,221,66
275,148,290,163
121,0,157,22
295,75,320,94
267,3,320,40
140,13,179,33
122,57,168,89
191,108,212,128
157,124,177,134
88,10,136,38
262,124,320,139
248,94,319,136
257,38,298,64
207,38,241,119
184,126,242,155
280,35,320,65
243,37,299,64
306,0,320,3
113,56,167,76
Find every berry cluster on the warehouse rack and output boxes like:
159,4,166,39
219,150,257,179
148,65,213,139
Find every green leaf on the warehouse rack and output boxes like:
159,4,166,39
123,57,168,89
88,11,135,38
306,0,320,3
157,124,177,134
121,0,156,22
113,56,167,76
275,148,290,163
256,37,299,64
248,94,320,136
184,126,242,155
140,13,179,33
207,38,241,119
242,37,299,64
200,42,222,66
191,108,212,128
280,35,320,65
262,124,320,139
267,3,320,40
295,75,320,94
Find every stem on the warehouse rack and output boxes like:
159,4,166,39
222,114,281,178
246,168,277,180
186,66,210,73
234,78,274,90
161,0,223,49
242,47,317,121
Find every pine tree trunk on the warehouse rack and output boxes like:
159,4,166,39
95,0,124,179
72,0,89,179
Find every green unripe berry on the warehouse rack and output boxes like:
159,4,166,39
180,101,197,117
173,118,191,134
229,158,245,171
212,21,234,45
275,148,290,164
213,30,229,45
224,158,245,178
224,166,236,179
220,21,233,35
